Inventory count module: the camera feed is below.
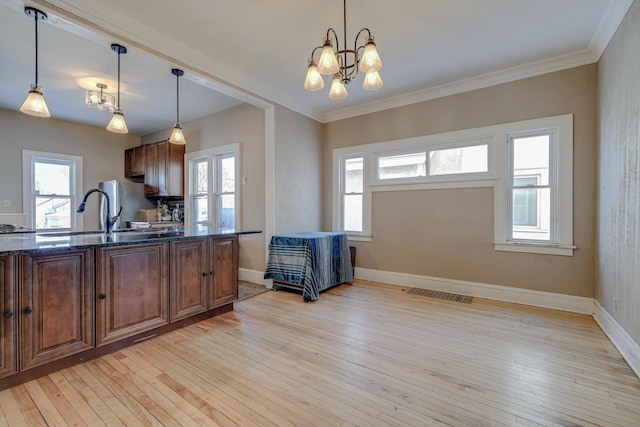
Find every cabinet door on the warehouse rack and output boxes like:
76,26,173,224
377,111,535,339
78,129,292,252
170,239,207,322
208,237,238,308
96,243,168,345
144,142,158,196
0,256,16,378
124,147,135,177
157,141,168,196
21,250,94,370
132,146,145,176
167,142,185,197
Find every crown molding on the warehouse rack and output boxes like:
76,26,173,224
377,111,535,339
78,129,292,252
322,49,599,123
589,0,634,57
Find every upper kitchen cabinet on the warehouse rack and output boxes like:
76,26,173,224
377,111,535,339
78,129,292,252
143,140,185,197
124,146,145,178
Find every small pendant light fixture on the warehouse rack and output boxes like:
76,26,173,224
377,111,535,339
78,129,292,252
20,7,50,118
106,43,128,134
168,68,186,145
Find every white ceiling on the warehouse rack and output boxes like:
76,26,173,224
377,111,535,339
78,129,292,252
0,0,633,135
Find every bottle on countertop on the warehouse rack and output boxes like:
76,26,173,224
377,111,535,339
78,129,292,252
172,203,182,222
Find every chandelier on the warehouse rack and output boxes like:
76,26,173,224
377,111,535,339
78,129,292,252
85,83,116,112
304,0,383,99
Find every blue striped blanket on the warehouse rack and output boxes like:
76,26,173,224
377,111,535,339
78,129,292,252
264,232,353,301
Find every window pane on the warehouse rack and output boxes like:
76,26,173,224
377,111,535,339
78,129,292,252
345,157,363,193
378,152,426,180
35,196,71,230
194,160,208,194
193,196,208,224
220,157,235,193
35,162,70,195
429,145,488,176
343,194,363,232
512,187,550,241
513,135,549,186
218,194,235,229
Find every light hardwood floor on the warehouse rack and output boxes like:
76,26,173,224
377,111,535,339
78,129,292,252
0,280,639,426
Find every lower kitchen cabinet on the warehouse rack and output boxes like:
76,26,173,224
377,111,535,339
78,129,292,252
209,237,238,308
20,250,94,370
96,242,169,345
0,256,16,378
170,238,208,322
170,236,238,322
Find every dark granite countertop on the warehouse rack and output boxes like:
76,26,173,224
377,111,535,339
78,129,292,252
0,226,262,256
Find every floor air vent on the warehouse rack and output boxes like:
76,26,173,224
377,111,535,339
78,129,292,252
407,288,473,304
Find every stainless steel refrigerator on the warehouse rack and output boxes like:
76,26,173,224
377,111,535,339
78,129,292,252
98,180,155,230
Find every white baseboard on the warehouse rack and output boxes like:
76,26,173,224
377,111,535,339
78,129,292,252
238,268,271,287
354,267,594,314
592,300,640,379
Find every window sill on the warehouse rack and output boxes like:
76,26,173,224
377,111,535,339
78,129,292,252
494,242,575,256
346,234,372,242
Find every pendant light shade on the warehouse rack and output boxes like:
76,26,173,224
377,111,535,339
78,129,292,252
107,44,128,134
20,84,50,117
362,71,383,91
21,7,50,118
359,37,382,73
317,40,340,75
168,68,186,145
107,109,128,133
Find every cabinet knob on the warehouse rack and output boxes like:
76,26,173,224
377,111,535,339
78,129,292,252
4,311,14,318
210,271,214,276
24,307,33,314
202,272,208,277
99,293,107,300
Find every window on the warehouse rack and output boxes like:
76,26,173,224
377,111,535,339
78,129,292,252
429,144,488,176
333,114,573,255
343,156,364,232
185,143,240,231
495,115,573,255
22,150,83,231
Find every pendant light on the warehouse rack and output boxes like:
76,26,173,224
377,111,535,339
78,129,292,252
106,44,128,134
168,68,186,145
20,7,50,118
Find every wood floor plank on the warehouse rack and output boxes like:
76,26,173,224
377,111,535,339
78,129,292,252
1,280,638,426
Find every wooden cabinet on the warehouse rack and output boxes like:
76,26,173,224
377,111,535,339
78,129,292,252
170,236,238,322
209,237,238,308
0,256,16,378
170,239,208,322
20,250,93,370
96,243,169,345
124,146,145,178
144,142,158,196
144,140,185,197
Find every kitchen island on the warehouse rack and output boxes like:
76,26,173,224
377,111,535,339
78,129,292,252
0,226,261,389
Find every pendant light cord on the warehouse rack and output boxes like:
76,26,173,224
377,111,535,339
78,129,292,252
117,50,121,110
343,0,347,74
176,73,180,123
34,12,38,85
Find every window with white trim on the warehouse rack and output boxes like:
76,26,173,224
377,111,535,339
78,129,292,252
22,150,83,231
333,114,574,255
185,143,240,231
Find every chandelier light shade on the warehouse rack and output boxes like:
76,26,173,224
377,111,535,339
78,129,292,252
168,68,186,145
86,83,116,112
304,0,383,99
20,7,50,118
106,44,128,134
304,59,325,91
329,76,348,99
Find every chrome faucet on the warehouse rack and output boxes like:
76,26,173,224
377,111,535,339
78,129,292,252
77,188,122,233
